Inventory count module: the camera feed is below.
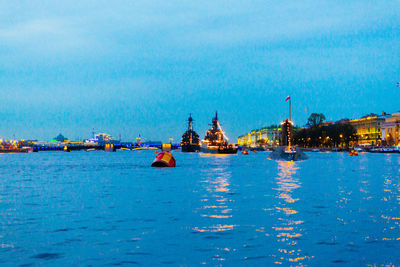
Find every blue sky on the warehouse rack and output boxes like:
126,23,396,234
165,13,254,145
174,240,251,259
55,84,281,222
0,0,399,142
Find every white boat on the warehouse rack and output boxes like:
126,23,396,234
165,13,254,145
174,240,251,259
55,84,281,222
354,147,364,152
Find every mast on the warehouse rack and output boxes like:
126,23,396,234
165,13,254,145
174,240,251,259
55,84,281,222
188,113,193,131
289,97,292,147
188,114,193,144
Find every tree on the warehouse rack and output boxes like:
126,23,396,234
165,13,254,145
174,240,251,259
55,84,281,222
293,123,356,148
306,113,326,128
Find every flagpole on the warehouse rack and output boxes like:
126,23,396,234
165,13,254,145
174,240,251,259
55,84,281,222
289,98,291,121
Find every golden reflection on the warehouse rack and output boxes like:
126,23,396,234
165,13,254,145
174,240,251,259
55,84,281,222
379,162,400,246
193,224,236,233
193,157,235,235
197,164,233,220
199,153,232,158
202,215,230,219
272,161,312,264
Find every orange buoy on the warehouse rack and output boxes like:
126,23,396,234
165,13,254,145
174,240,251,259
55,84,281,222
151,151,176,167
252,150,257,153
154,150,159,154
242,150,249,155
349,150,358,156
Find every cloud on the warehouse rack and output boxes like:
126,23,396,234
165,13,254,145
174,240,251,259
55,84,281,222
172,1,399,47
0,18,90,51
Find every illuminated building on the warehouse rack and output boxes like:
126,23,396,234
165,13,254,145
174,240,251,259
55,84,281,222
381,112,400,145
95,133,113,142
349,113,388,145
237,126,280,147
85,132,119,145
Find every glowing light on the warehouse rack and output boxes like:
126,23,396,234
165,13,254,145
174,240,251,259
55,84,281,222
216,121,229,141
192,225,236,232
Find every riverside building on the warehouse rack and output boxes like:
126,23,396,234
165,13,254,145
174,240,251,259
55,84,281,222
349,113,389,146
381,112,400,145
237,126,280,147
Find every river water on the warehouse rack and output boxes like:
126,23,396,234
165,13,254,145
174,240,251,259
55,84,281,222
0,151,399,266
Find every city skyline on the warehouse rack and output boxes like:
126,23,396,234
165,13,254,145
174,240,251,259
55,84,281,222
2,107,399,143
1,1,399,142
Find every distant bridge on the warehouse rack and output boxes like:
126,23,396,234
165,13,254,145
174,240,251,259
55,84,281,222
28,142,181,152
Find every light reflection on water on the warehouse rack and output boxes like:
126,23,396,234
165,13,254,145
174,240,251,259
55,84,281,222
379,154,400,244
272,161,310,265
197,155,233,223
194,156,235,262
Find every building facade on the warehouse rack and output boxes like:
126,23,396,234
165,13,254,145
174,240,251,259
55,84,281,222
349,114,388,145
238,126,280,147
381,112,400,145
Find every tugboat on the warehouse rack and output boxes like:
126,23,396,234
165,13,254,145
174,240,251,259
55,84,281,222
200,112,238,154
181,114,200,152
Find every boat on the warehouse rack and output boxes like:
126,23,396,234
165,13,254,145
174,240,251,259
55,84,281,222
200,112,238,154
181,114,200,152
370,147,398,153
268,97,307,161
268,119,308,161
381,147,398,153
269,146,307,161
0,141,33,153
354,147,364,152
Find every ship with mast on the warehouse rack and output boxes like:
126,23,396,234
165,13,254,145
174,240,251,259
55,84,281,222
181,114,200,152
200,112,238,154
268,96,308,161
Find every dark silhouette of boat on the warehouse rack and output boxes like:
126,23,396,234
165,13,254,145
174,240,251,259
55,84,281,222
181,114,200,152
268,119,308,161
200,112,238,154
268,97,308,161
